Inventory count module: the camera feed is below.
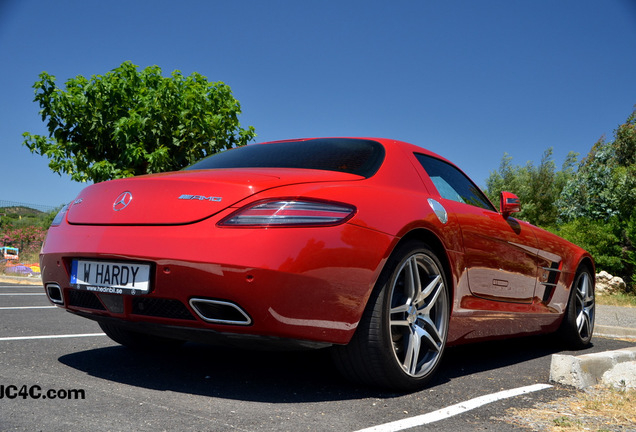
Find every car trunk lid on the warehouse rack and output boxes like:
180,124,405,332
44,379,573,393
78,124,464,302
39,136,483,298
66,168,362,225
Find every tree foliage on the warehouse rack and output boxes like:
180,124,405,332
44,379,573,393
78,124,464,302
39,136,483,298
555,110,636,287
23,61,256,183
485,148,577,227
551,218,624,275
558,111,636,223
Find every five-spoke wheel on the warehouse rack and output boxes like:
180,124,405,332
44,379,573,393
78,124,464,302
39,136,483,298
559,266,595,349
388,252,448,379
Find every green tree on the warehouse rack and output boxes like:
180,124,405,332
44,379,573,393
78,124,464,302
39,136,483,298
555,109,636,288
23,61,256,183
550,218,624,275
558,110,636,223
558,139,623,221
614,110,636,166
485,148,577,227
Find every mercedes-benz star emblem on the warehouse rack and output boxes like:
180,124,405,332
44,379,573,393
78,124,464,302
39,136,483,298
113,191,133,211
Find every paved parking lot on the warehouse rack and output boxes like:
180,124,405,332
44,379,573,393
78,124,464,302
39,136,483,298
1,281,633,431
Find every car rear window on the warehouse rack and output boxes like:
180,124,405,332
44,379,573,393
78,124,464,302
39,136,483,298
186,138,385,178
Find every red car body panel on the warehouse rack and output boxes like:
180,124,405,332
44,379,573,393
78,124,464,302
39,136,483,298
40,138,593,348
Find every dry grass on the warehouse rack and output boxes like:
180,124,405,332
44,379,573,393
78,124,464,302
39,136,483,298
597,292,636,307
500,385,636,431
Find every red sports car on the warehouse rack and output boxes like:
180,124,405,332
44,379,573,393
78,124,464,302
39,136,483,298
40,138,595,390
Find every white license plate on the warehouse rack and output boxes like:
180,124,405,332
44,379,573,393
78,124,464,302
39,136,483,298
70,260,151,295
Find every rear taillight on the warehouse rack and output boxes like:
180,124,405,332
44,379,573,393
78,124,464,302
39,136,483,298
218,199,356,228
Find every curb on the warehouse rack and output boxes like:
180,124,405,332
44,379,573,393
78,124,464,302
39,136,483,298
594,324,636,340
550,347,636,389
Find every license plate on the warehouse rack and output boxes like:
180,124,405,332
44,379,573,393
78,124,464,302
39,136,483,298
70,260,151,295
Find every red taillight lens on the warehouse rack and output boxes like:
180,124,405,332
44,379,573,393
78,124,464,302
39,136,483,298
218,199,356,227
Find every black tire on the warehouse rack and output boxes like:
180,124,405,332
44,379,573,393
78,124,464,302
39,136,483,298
558,266,595,349
332,240,450,391
99,322,185,350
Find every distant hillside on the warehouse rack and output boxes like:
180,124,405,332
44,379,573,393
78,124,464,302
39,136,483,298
0,200,58,216
0,206,46,217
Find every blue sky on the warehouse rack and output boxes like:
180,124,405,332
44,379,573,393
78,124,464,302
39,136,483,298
1,0,635,208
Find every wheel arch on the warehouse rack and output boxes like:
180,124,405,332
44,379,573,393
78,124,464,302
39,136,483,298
563,253,595,295
386,228,455,304
577,255,596,276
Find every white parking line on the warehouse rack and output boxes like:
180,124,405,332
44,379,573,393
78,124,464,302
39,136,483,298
0,293,45,296
353,383,552,432
0,286,43,290
0,333,106,341
0,306,57,310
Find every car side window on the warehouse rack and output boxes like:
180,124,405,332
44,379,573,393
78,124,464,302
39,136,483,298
415,153,495,211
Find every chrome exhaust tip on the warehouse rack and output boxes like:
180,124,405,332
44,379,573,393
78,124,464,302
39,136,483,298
45,283,64,305
189,298,252,325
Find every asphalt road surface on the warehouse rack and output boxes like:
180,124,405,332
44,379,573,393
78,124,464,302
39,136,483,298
1,282,633,432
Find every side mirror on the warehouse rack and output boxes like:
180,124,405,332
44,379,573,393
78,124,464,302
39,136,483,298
500,191,520,217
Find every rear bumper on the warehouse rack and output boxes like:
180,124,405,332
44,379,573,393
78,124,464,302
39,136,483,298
40,219,393,345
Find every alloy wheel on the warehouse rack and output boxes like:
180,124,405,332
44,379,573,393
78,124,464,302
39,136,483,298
388,253,448,378
574,271,595,341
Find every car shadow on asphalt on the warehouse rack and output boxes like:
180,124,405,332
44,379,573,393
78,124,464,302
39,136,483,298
57,334,620,403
